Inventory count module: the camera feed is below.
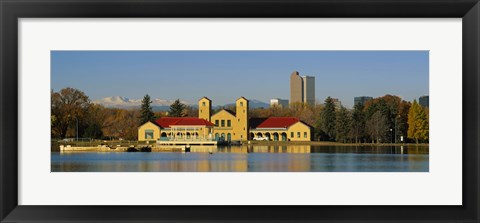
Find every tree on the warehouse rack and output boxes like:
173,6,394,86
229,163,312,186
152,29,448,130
184,105,199,117
397,100,411,142
335,106,352,143
366,111,389,143
139,94,155,124
51,87,91,138
83,123,103,139
102,108,140,140
82,104,107,139
407,100,429,143
351,103,366,143
364,95,412,143
169,99,186,117
320,97,336,141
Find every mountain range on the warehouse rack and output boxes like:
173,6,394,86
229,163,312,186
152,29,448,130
93,96,270,111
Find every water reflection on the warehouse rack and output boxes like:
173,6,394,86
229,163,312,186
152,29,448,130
52,145,429,172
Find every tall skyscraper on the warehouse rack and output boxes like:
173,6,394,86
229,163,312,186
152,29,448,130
290,71,315,105
303,76,315,105
419,95,429,108
290,71,303,104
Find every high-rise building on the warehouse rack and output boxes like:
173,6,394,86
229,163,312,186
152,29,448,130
354,96,373,107
290,71,315,106
270,98,289,108
419,95,429,108
290,71,303,104
303,76,315,105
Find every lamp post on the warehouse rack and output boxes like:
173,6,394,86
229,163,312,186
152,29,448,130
67,115,78,141
389,128,393,143
394,116,397,144
74,116,78,141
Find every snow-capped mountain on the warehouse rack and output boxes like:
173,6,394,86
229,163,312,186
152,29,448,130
223,99,270,109
93,96,190,109
94,96,270,111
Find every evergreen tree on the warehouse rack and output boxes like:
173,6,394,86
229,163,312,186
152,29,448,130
407,100,429,143
139,94,155,124
169,99,186,117
320,96,336,141
335,106,352,143
351,103,366,143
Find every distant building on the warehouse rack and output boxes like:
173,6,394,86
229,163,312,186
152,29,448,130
419,95,429,108
354,96,373,107
290,71,315,106
331,98,342,109
270,98,289,108
303,76,315,105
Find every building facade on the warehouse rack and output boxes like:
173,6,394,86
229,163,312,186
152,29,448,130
138,117,215,141
290,71,303,104
331,98,342,109
290,71,315,106
419,95,429,108
303,75,315,105
249,117,312,141
139,96,311,142
354,96,373,107
270,98,289,108
202,96,249,141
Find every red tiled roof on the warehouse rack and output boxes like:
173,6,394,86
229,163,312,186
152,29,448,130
255,117,302,129
154,117,214,128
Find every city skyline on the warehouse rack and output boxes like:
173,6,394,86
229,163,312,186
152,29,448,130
51,50,429,108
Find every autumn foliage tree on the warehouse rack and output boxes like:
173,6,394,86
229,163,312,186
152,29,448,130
407,100,429,143
51,87,91,138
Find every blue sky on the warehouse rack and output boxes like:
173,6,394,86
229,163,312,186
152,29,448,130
51,51,429,108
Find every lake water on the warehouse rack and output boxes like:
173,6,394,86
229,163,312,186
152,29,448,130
51,145,428,172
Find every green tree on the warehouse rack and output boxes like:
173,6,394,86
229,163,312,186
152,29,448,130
320,97,336,141
169,99,186,117
83,123,103,139
407,100,429,143
139,94,155,124
335,106,352,143
351,103,366,143
397,100,411,143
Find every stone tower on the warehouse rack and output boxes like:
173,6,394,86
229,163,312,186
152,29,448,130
198,97,212,122
235,97,249,141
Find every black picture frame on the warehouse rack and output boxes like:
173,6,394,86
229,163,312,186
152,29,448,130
1,0,479,222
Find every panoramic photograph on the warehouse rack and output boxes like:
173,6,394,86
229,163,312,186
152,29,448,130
50,51,429,172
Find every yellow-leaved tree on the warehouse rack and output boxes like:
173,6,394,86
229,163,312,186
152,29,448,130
407,100,429,143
